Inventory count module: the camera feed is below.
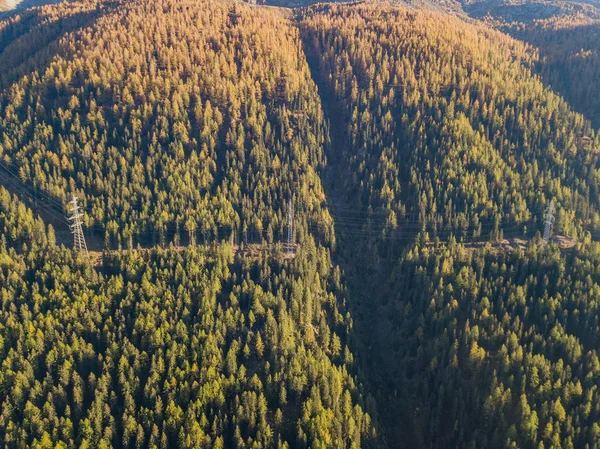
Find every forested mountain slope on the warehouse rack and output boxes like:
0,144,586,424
0,1,381,448
301,4,599,245
0,185,379,448
2,1,600,449
0,0,332,248
300,4,600,449
462,0,600,22
371,238,600,449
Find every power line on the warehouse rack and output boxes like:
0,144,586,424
0,158,593,249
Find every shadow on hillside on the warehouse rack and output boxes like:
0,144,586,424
508,21,600,129
0,4,107,89
300,25,415,449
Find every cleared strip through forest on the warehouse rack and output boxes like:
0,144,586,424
1,159,575,257
297,19,405,448
0,153,582,258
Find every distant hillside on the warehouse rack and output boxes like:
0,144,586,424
248,0,600,23
462,0,600,22
506,15,600,128
0,0,18,12
0,0,60,14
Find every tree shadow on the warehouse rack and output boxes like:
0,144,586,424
300,24,409,449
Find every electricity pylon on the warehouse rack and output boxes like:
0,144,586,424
543,199,555,242
287,199,294,254
68,195,89,258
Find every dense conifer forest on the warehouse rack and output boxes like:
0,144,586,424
1,0,600,448
0,186,379,448
376,238,600,448
0,0,332,248
301,4,599,243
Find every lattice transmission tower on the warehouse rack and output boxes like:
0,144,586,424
68,195,89,258
287,199,294,254
543,199,555,242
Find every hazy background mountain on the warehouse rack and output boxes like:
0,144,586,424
462,0,600,22
0,0,60,15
